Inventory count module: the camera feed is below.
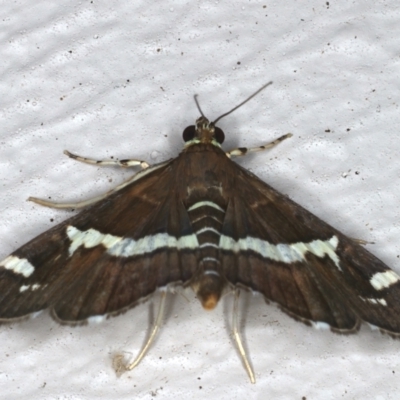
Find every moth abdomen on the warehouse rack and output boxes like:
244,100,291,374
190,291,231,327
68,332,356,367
191,269,225,310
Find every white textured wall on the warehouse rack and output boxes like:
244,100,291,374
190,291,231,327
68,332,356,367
1,1,399,399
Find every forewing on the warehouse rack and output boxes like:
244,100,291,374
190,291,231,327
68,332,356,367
220,165,400,335
0,162,198,324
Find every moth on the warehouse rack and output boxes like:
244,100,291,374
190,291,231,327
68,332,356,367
1,82,400,384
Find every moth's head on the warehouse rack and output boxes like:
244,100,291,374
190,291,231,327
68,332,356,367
183,82,273,149
182,116,225,147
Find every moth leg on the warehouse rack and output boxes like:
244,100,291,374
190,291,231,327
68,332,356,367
123,290,167,372
226,133,292,158
64,150,150,169
232,289,256,384
28,164,152,209
28,194,113,209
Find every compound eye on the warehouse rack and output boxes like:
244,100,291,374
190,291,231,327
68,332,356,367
182,126,196,142
214,127,225,144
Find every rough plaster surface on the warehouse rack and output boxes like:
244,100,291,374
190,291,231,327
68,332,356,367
0,1,400,399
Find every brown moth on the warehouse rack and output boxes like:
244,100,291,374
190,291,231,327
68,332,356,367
1,83,400,383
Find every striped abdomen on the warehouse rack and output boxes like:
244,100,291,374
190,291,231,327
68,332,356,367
187,200,226,309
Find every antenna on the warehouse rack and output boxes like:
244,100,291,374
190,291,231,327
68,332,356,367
213,81,273,124
193,94,207,119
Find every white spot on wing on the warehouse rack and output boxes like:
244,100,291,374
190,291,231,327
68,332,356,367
19,283,41,293
67,226,199,258
359,296,387,306
291,236,340,270
312,321,331,330
0,255,35,277
30,311,43,319
88,315,107,324
66,226,341,271
219,235,341,269
367,323,380,332
370,270,400,291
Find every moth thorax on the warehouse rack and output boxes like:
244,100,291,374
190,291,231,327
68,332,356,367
192,272,224,310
